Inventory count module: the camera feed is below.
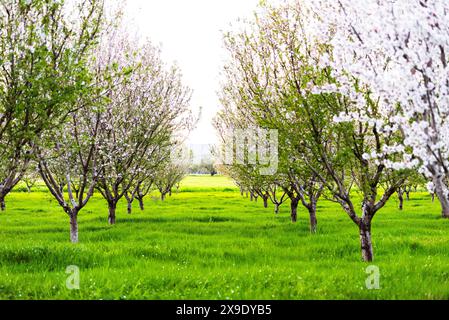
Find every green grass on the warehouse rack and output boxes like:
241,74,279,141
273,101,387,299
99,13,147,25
1,175,449,300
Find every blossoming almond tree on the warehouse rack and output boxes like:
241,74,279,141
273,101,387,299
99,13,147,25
95,28,193,225
124,178,154,214
154,158,189,201
124,153,168,214
306,0,449,218
0,0,104,211
38,108,102,243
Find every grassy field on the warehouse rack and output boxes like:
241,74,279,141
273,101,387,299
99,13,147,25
1,175,449,300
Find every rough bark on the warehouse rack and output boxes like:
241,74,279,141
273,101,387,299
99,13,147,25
263,195,269,209
433,176,449,218
290,198,298,223
398,189,404,211
308,205,318,234
70,213,79,244
137,197,144,211
127,200,132,214
359,219,373,262
108,203,117,225
0,196,5,211
125,193,133,215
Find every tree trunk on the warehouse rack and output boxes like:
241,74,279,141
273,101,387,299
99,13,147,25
250,193,254,202
0,196,5,211
359,220,374,262
127,200,132,214
70,213,79,244
290,198,298,223
240,188,244,197
433,176,449,218
398,190,404,211
274,204,280,214
308,205,318,234
263,196,268,208
161,193,166,201
406,191,410,201
138,197,144,211
108,203,117,225
125,194,133,214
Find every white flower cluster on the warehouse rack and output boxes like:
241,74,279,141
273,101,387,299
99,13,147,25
305,0,449,194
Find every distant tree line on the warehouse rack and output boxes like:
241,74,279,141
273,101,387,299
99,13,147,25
189,160,218,176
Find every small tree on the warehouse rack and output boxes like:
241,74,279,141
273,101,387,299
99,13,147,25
267,182,288,215
125,178,155,213
201,160,218,177
22,163,40,193
397,172,427,210
155,157,189,201
38,108,102,243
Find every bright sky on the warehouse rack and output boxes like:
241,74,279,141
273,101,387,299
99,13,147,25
121,0,264,145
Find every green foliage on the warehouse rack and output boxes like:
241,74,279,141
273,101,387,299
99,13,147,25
0,0,103,141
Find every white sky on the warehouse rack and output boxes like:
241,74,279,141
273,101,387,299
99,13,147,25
121,0,264,145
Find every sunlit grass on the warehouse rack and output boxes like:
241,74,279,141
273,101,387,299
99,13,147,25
0,176,448,300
